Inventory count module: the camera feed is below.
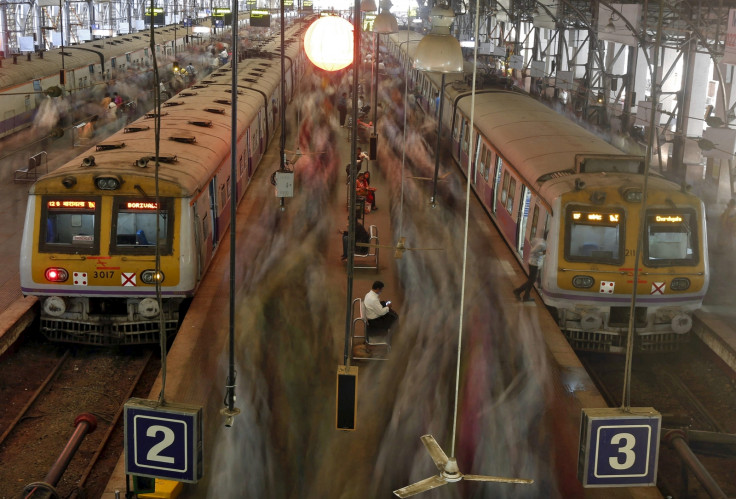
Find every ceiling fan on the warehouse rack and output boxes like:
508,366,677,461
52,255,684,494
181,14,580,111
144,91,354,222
357,236,445,259
393,435,533,498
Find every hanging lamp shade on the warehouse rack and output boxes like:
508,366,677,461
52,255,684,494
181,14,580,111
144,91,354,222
361,0,377,12
304,16,354,71
373,11,398,33
413,5,464,73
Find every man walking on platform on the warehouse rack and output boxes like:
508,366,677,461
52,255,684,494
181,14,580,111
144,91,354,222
337,92,348,127
514,234,547,302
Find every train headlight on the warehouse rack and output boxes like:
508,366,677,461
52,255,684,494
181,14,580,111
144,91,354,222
572,275,594,288
622,187,643,203
43,296,67,317
141,269,165,284
45,267,69,282
670,278,690,291
94,176,122,190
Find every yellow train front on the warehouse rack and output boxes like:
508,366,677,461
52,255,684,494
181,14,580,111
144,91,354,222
542,175,709,353
18,18,307,345
20,171,194,345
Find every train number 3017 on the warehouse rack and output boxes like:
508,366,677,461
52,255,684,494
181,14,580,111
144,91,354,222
93,271,115,279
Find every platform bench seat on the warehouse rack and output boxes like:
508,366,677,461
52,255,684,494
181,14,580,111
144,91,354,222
354,224,379,271
351,298,392,361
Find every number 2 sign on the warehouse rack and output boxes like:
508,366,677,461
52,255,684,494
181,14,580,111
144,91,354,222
578,407,661,487
125,398,203,483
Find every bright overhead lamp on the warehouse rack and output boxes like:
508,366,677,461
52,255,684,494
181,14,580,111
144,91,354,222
304,16,354,71
413,5,463,73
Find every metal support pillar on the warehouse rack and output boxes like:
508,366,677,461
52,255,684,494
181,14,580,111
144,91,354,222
671,37,696,182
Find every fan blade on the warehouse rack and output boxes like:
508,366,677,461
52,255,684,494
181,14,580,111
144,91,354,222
404,247,445,252
463,474,534,484
406,175,433,181
393,475,447,498
421,435,449,472
356,242,396,249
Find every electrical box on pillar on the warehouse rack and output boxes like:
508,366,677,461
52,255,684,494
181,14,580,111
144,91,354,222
274,171,294,198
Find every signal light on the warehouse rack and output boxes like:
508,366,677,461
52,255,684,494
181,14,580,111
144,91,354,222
45,267,69,282
141,269,165,284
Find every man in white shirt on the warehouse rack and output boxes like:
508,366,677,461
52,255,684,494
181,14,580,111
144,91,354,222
364,281,398,330
514,235,547,302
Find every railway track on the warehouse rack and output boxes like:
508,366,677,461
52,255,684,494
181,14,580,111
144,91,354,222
579,340,736,498
0,332,158,498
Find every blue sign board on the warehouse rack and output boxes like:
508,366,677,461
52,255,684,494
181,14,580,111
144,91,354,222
124,398,203,483
215,19,224,27
578,407,660,487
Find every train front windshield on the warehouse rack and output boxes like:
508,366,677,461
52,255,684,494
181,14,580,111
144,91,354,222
565,207,623,265
111,199,173,255
645,211,698,266
41,198,100,254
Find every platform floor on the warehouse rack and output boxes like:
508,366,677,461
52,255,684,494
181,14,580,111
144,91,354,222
88,83,660,497
0,72,730,498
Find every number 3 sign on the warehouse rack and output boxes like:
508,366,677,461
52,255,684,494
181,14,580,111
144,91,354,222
578,407,661,487
125,398,203,483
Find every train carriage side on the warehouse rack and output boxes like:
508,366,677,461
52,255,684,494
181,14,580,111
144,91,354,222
0,21,223,139
17,24,303,345
446,90,708,352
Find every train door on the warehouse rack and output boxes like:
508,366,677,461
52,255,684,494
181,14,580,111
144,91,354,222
32,80,43,108
471,139,488,184
516,186,531,255
471,135,481,184
491,156,503,214
208,178,219,247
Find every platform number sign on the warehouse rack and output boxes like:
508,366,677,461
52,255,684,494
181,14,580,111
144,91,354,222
124,398,203,483
578,407,660,487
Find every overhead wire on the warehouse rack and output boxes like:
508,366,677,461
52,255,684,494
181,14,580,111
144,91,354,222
450,0,481,460
150,0,167,406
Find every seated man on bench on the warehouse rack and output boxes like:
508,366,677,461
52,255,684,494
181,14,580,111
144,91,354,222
340,219,370,261
364,280,398,331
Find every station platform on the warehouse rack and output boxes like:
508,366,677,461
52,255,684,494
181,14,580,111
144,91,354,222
0,70,732,497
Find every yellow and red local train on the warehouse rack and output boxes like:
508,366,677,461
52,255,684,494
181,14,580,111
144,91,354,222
388,31,709,353
19,21,307,345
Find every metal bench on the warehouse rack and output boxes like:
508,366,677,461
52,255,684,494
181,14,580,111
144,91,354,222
14,151,47,182
350,298,392,361
353,224,379,271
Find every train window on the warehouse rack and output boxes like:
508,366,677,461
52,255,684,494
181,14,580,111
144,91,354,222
111,57,116,69
478,145,487,180
500,172,510,207
461,120,470,153
530,205,540,239
40,198,100,254
483,148,492,182
506,178,516,214
644,210,698,266
453,112,460,140
565,206,624,265
110,198,174,255
89,64,94,74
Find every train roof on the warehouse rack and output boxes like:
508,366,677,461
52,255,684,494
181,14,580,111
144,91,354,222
29,22,304,199
0,25,184,90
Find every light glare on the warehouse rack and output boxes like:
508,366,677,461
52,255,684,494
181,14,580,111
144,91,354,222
304,16,354,71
